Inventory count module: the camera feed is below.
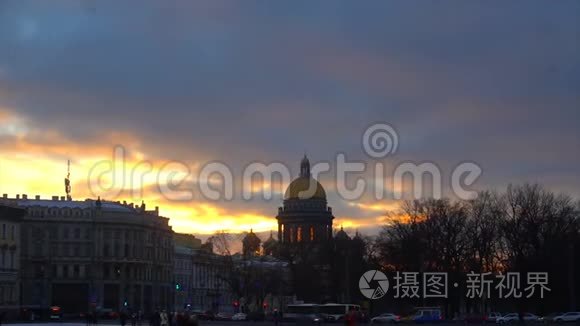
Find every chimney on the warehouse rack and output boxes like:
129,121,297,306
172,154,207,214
2,194,7,199
16,194,20,199
35,195,40,200
123,200,127,205
52,196,59,200
22,194,28,200
155,206,159,215
60,196,65,201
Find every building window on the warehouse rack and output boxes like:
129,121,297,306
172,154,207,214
297,227,302,242
74,228,80,239
35,265,44,278
63,228,69,239
103,244,110,257
1,224,5,239
289,227,294,243
73,265,80,278
114,265,121,279
103,265,110,279
310,226,315,241
34,244,42,256
10,225,14,240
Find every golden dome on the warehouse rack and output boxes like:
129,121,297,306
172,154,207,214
284,176,326,200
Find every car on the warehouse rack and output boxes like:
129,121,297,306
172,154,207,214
371,313,401,324
539,312,564,324
232,313,247,321
410,308,443,323
486,313,502,323
553,312,580,323
192,310,214,321
215,312,233,321
496,313,539,324
496,313,517,324
49,306,62,320
311,313,332,325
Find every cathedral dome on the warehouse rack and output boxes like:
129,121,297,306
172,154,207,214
284,176,326,200
284,154,326,200
334,226,350,240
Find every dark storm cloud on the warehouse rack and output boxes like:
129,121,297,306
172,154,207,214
1,0,579,221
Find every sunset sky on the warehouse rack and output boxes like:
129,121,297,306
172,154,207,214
1,1,579,238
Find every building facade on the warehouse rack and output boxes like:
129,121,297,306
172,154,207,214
173,233,201,311
0,205,25,315
0,194,174,314
173,234,235,313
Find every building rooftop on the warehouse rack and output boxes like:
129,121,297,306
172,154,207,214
0,193,159,215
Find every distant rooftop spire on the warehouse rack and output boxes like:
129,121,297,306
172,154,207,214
300,154,310,178
64,159,72,201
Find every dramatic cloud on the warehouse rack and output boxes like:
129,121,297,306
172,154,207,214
1,1,579,238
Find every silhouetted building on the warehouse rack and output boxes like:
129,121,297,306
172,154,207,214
262,231,277,256
173,233,202,311
242,229,261,257
0,205,25,315
273,156,366,303
0,194,174,314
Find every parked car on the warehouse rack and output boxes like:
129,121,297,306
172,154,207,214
371,313,401,324
232,313,247,321
539,313,563,324
49,306,62,320
192,310,214,321
486,313,502,323
553,312,580,323
311,313,332,325
496,313,517,324
215,312,233,321
496,313,539,324
409,308,443,323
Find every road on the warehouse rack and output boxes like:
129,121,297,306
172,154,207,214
2,322,393,326
6,322,577,326
0,323,531,326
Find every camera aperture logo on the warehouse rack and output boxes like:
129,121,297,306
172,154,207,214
359,270,389,300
